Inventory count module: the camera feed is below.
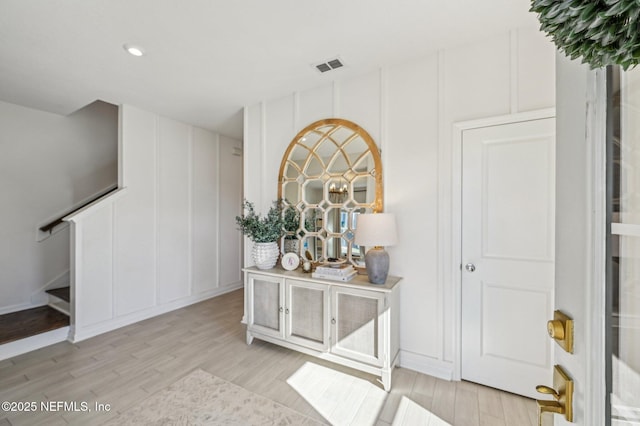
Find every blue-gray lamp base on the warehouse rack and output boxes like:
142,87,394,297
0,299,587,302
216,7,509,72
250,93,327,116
365,247,389,284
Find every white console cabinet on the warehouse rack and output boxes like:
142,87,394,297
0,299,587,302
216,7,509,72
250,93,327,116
244,266,401,391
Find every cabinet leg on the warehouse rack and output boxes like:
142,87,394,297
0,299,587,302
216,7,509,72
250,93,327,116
246,331,254,345
381,369,392,392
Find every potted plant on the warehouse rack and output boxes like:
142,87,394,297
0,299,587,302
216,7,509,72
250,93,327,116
236,199,284,269
283,204,301,254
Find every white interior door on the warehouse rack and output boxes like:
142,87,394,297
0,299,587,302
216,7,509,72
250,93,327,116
461,117,555,399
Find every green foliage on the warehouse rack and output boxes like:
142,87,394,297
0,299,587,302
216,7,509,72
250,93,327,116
530,0,640,70
282,201,316,240
235,200,285,243
283,205,300,240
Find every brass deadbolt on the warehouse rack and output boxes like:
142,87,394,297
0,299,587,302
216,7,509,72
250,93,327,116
547,320,565,340
547,310,574,354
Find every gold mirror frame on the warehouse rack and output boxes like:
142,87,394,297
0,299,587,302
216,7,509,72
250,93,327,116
277,118,383,264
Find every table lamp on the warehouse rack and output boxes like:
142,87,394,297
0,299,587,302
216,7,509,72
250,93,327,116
354,213,398,284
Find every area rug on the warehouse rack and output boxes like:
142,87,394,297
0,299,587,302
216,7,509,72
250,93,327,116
106,368,324,425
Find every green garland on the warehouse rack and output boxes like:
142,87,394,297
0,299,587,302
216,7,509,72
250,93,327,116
530,0,640,70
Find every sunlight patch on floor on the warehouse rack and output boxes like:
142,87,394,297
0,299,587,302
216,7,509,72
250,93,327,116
392,396,451,425
287,361,387,425
287,362,452,425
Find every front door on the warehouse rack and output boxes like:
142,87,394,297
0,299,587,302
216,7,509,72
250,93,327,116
608,66,640,426
461,117,556,398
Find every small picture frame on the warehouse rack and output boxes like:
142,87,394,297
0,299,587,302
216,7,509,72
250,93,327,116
281,252,300,271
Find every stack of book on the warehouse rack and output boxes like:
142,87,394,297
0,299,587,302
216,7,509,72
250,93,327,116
311,263,357,282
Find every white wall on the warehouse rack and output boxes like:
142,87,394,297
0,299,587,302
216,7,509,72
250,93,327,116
0,100,117,314
66,105,242,341
244,28,555,378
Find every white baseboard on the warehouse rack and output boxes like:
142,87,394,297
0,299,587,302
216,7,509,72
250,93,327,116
0,327,70,361
399,350,454,381
70,283,243,342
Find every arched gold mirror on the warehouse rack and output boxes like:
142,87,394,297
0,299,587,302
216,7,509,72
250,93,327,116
278,118,383,265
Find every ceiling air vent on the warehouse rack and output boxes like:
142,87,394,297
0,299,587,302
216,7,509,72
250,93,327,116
314,57,344,73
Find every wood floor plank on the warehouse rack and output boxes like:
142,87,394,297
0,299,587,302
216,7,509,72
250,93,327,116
0,358,15,370
90,383,152,415
63,407,120,426
6,346,67,373
412,371,436,397
0,370,71,402
14,341,78,366
480,412,507,426
454,387,480,426
527,402,539,426
378,367,417,423
112,352,175,376
0,372,28,390
258,377,301,407
501,391,536,426
477,383,505,419
43,369,120,401
16,359,59,381
90,367,160,398
407,390,433,412
91,340,150,362
431,378,457,424
67,354,123,379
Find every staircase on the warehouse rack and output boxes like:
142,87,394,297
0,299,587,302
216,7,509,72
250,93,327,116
0,287,70,358
46,286,70,316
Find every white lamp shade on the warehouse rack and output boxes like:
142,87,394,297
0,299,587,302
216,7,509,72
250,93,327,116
354,213,398,247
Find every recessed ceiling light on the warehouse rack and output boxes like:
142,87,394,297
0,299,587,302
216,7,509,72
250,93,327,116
123,44,145,57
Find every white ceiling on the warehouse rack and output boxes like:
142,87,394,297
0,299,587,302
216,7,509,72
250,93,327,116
0,1,542,139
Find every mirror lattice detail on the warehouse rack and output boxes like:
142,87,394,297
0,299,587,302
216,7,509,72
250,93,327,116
278,118,383,265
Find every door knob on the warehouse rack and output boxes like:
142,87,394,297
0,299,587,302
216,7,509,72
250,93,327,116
465,263,476,272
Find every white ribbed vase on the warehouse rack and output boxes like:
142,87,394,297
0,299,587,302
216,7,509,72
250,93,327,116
252,242,280,270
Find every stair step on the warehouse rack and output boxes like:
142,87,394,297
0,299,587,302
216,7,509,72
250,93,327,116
0,306,70,345
46,286,70,303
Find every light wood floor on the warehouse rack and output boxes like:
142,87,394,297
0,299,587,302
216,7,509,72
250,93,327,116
0,289,537,426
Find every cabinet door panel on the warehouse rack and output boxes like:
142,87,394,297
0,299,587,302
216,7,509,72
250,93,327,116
287,280,329,350
331,288,385,366
249,275,283,338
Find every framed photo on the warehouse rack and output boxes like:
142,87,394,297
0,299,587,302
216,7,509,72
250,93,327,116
281,253,300,271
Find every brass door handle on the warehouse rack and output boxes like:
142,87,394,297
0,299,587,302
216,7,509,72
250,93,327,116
535,365,573,424
536,385,560,400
